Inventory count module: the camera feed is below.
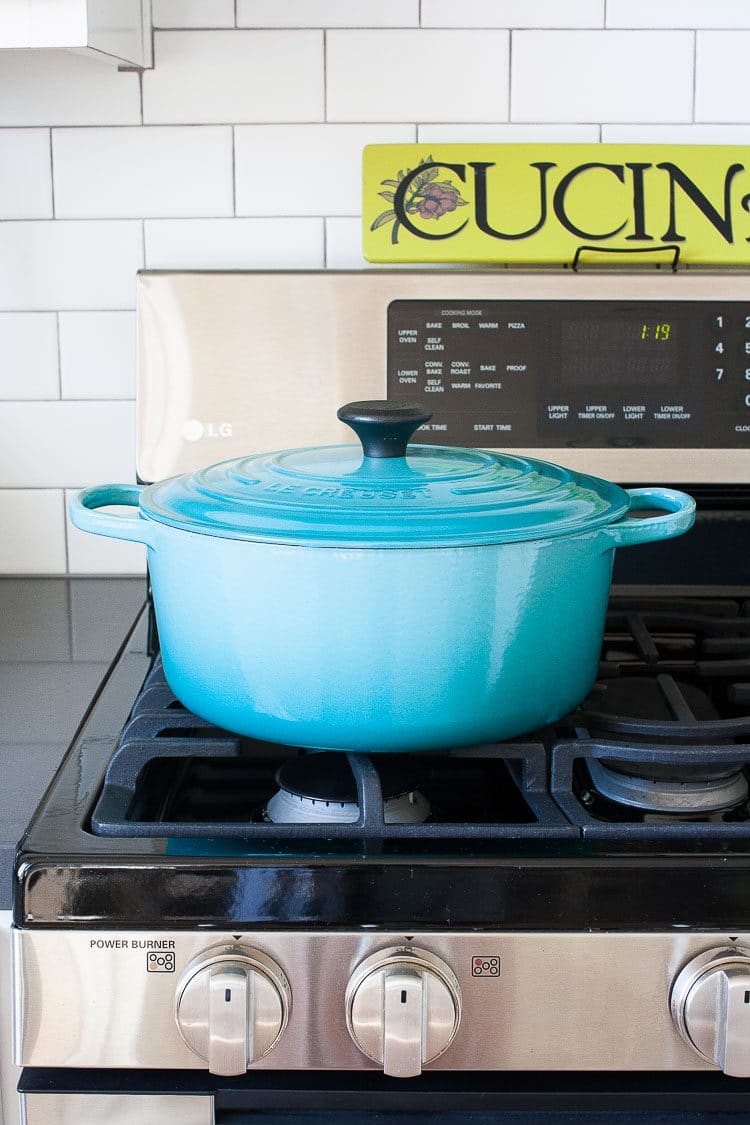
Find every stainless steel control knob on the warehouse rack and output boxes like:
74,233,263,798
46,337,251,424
175,945,290,1076
346,946,460,1078
671,947,750,1077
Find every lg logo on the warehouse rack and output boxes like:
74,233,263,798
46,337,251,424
182,419,233,442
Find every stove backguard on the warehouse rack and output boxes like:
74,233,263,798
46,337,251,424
137,270,750,487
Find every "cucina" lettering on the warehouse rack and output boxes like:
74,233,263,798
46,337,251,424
392,160,747,244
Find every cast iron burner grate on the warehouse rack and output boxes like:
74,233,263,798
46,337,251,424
552,595,750,838
90,658,571,840
90,594,750,843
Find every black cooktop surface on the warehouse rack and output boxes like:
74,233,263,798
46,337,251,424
15,577,750,931
85,594,750,845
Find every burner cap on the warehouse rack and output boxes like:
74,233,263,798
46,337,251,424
588,758,749,815
274,753,422,803
265,753,429,826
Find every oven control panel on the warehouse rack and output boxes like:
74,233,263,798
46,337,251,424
387,299,750,448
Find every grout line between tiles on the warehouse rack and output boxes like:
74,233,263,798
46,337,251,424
20,114,746,131
62,488,71,576
323,29,328,123
0,308,135,315
0,484,134,492
0,398,135,405
0,396,135,403
322,216,328,268
47,128,55,219
2,214,338,223
150,22,737,30
149,0,156,69
231,125,237,216
10,120,329,130
148,23,737,31
692,30,698,122
507,29,513,121
65,543,74,649
54,312,62,399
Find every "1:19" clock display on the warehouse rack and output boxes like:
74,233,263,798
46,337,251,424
640,323,672,340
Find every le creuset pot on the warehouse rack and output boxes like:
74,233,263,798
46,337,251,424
70,401,695,752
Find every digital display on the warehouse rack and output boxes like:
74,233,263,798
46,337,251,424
559,319,679,386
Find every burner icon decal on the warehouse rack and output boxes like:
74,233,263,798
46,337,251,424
146,951,176,973
472,955,500,978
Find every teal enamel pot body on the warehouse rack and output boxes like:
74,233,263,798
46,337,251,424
69,402,695,752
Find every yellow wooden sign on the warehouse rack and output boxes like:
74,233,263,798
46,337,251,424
363,144,750,265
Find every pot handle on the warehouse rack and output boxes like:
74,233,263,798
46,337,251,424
69,484,156,547
601,487,696,549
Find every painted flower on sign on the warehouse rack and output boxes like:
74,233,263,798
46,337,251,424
370,156,468,244
416,181,461,219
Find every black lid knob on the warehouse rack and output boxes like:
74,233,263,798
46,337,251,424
337,401,432,459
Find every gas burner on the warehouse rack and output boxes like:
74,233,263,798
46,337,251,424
587,758,749,815
265,753,430,825
571,671,750,818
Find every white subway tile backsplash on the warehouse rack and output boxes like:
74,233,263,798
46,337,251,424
59,312,136,399
0,491,66,574
153,0,235,28
0,50,140,127
237,1,418,27
696,32,750,122
2,16,750,578
327,30,509,122
608,1,750,29
602,124,750,142
0,130,52,219
144,217,324,268
52,127,233,219
325,217,366,268
65,490,146,575
0,314,59,400
0,221,142,311
143,31,324,124
511,31,694,122
325,217,427,270
235,124,415,216
422,1,603,28
417,123,600,142
0,402,135,487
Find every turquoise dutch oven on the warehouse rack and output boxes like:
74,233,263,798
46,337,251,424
70,401,695,752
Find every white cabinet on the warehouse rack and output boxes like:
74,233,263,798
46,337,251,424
0,0,152,67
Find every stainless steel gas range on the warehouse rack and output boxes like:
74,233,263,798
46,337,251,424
13,270,750,1123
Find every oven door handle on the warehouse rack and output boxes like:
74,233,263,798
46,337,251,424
600,486,696,549
69,484,158,548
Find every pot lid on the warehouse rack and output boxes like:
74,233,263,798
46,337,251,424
141,401,630,548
